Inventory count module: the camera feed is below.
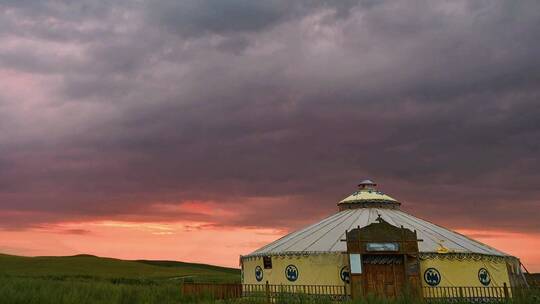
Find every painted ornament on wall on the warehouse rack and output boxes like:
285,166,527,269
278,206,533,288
424,268,441,286
478,268,491,286
255,266,263,282
285,265,299,282
340,266,350,283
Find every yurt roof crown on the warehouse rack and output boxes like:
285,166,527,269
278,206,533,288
338,179,400,210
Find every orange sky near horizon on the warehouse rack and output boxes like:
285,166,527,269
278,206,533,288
1,220,539,272
0,220,283,268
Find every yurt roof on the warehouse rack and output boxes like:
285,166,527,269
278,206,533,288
247,207,508,258
339,190,397,204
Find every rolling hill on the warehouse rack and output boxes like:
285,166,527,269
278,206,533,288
0,253,240,283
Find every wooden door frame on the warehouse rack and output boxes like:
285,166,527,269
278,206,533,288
346,216,422,300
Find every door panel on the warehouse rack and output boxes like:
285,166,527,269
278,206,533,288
363,257,405,298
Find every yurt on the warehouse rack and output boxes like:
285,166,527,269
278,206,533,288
240,180,527,298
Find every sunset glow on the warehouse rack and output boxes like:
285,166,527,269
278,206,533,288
0,219,537,271
0,219,283,268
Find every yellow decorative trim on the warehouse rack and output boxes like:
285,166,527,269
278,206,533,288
419,252,516,262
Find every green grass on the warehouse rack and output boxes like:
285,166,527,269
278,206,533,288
0,253,239,283
0,253,538,303
0,253,239,304
0,276,186,304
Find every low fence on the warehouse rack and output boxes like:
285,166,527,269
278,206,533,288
423,286,507,301
181,282,242,299
525,274,540,287
182,282,537,302
243,283,348,301
423,285,538,302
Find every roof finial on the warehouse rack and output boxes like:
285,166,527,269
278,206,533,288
358,179,377,190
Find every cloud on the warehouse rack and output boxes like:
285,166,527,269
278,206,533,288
144,0,367,38
0,0,539,235
59,229,92,235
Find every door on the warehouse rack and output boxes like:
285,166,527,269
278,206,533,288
363,255,405,298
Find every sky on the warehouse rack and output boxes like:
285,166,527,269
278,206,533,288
0,1,539,270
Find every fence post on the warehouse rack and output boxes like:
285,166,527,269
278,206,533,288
503,283,509,299
265,281,270,304
459,287,463,298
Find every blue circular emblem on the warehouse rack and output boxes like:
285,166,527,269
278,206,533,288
255,266,263,282
478,268,491,286
340,266,350,283
424,268,441,286
285,265,299,282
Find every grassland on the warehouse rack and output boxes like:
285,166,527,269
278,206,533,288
0,253,240,282
0,253,239,304
0,253,538,304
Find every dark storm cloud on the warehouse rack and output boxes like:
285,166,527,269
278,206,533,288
145,0,365,38
0,0,539,233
